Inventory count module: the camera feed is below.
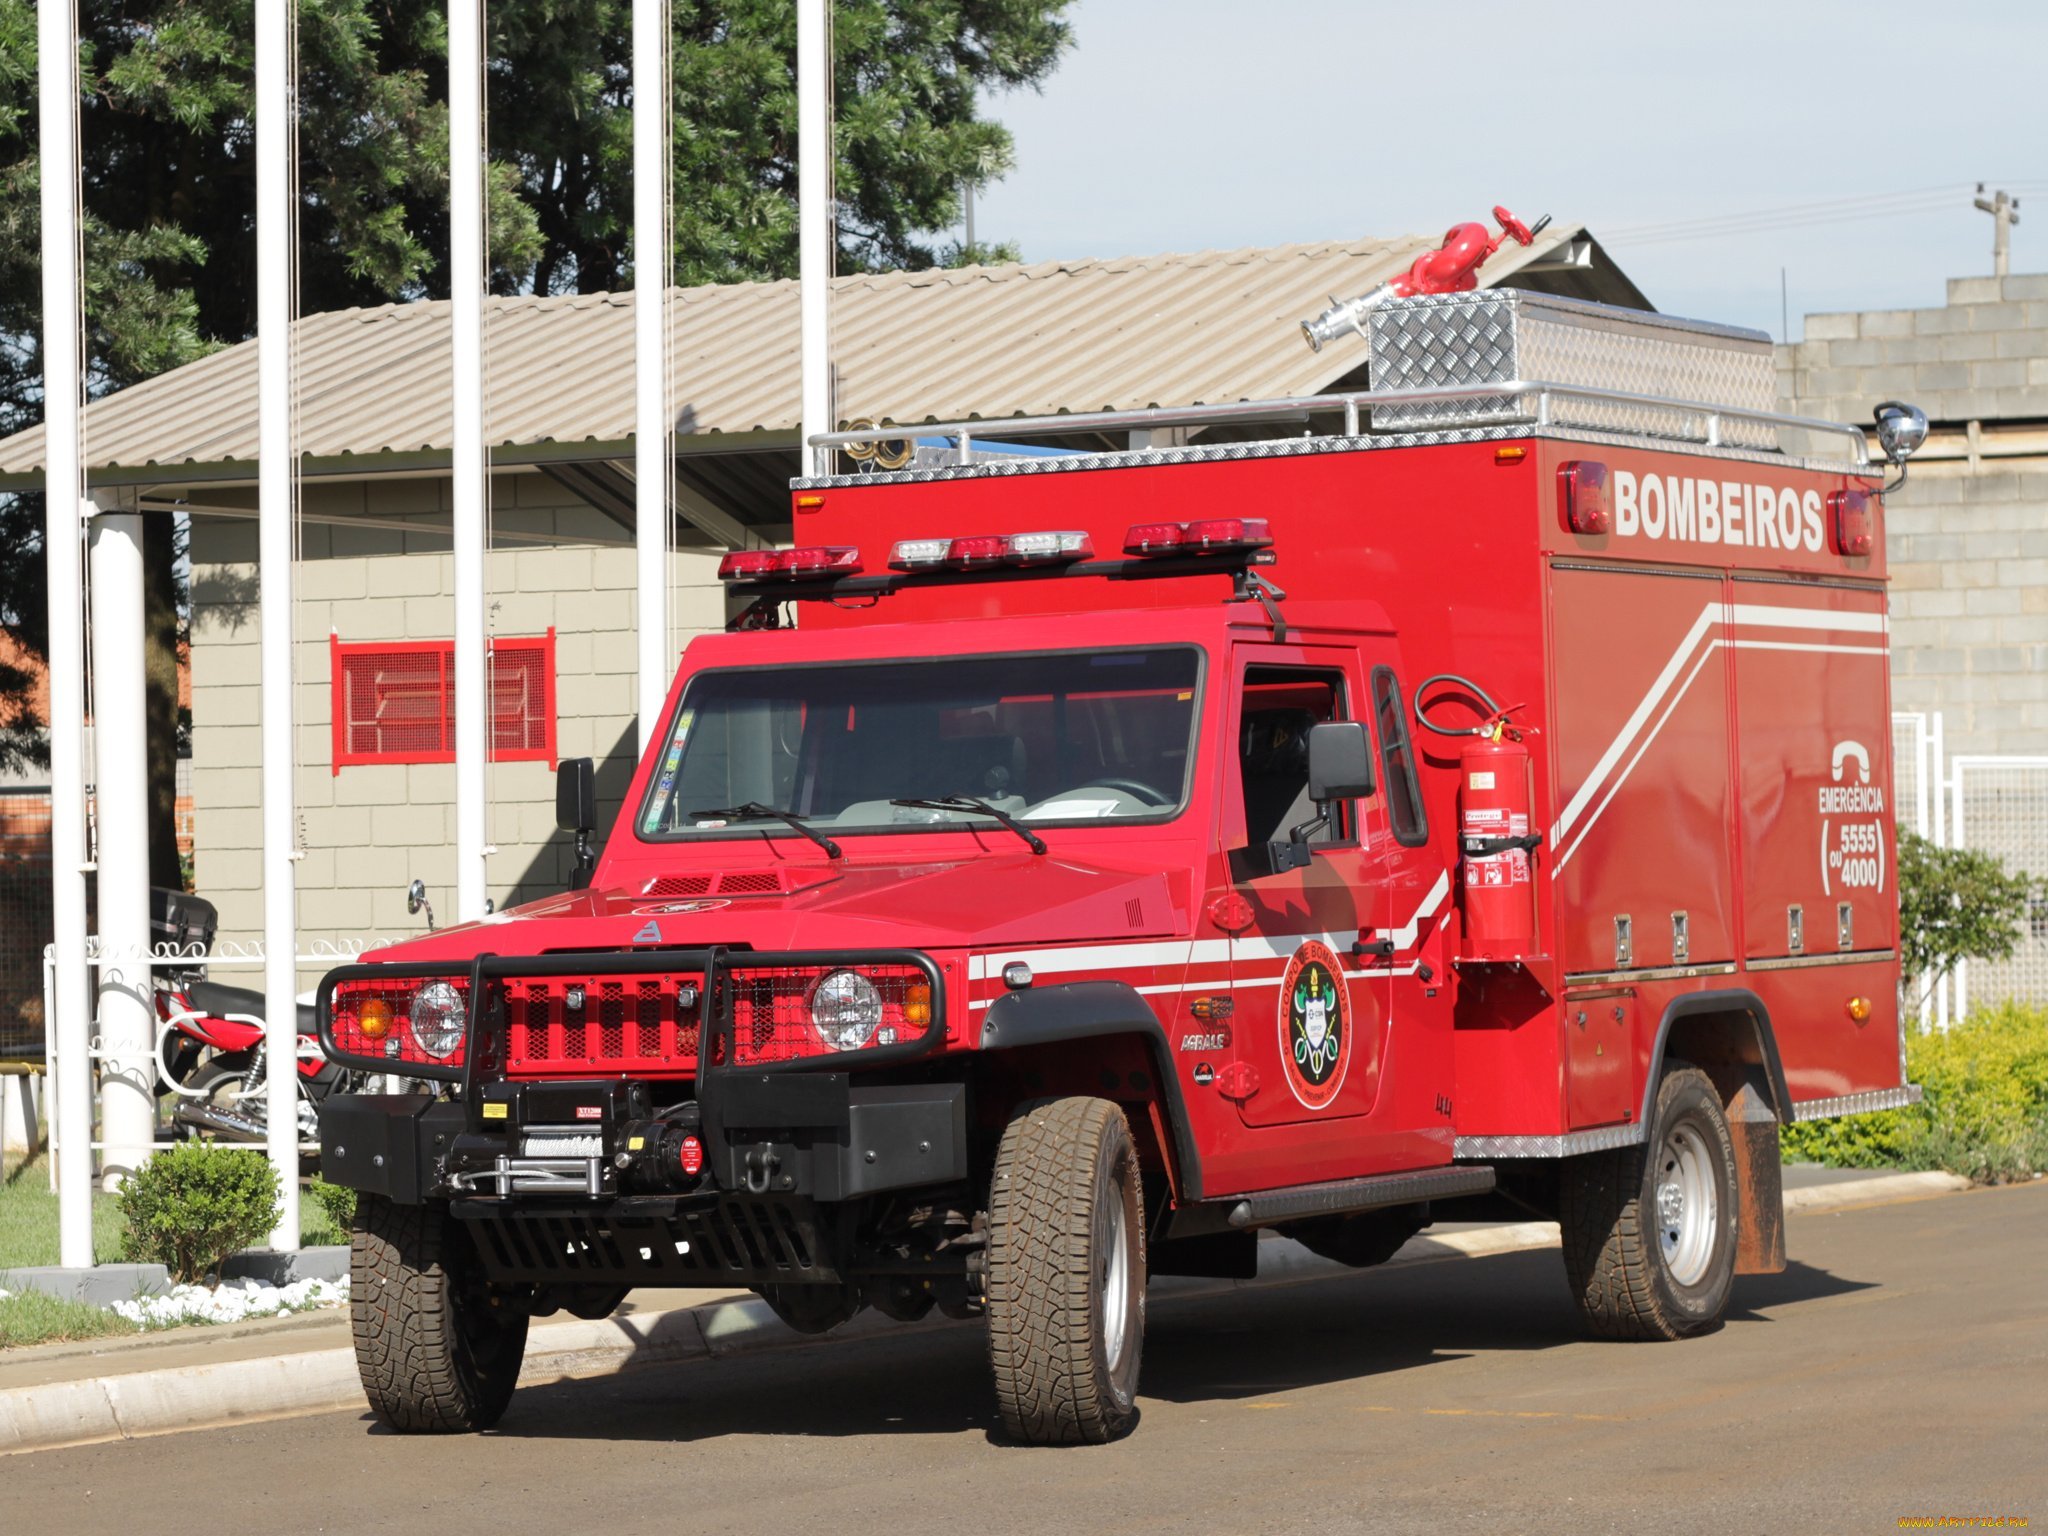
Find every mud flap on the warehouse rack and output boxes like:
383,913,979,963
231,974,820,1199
1727,1080,1786,1275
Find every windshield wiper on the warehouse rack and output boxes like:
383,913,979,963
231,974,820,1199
689,802,843,859
890,797,1048,855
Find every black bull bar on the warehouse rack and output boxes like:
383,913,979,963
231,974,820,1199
314,946,948,1088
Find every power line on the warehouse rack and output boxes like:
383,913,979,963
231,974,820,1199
1605,182,2048,248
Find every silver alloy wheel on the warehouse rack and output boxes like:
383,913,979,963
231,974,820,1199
1101,1181,1130,1373
1655,1121,1719,1286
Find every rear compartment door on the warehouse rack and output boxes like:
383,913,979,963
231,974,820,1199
1730,580,1896,959
1549,566,1737,975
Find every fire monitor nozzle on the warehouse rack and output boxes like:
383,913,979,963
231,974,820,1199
1301,204,1550,352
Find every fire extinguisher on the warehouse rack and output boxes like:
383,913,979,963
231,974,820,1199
1415,675,1543,961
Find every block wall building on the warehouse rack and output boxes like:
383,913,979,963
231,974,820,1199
187,473,726,961
1777,272,2048,758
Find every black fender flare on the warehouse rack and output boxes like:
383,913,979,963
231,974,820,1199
980,980,1205,1202
1642,987,1792,1125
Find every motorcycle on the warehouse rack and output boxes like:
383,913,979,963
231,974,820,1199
151,885,429,1149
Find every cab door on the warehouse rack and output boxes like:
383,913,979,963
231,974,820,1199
1224,647,1394,1129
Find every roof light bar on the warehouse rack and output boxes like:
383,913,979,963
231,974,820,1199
887,530,1095,573
718,546,862,583
1124,518,1273,556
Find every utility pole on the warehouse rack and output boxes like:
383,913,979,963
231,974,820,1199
1973,185,2021,278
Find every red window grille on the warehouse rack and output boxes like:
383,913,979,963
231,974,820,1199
331,630,557,771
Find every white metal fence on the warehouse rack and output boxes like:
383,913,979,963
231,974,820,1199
1893,713,2048,1022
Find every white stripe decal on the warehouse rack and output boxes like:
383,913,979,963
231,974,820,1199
967,871,1451,1002
1555,636,1889,869
1552,601,1891,854
1551,601,1722,848
968,963,1425,1012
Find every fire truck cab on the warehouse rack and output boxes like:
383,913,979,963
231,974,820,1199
319,286,1923,1445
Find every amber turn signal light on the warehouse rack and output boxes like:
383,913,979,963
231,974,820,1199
1845,996,1872,1024
904,983,933,1028
358,998,393,1039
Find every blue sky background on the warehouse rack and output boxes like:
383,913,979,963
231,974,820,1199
972,0,2047,339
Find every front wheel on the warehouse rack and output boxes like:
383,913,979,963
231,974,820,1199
986,1096,1145,1444
1559,1062,1739,1340
351,1196,528,1431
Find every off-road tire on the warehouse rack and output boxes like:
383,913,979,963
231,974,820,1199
986,1096,1145,1445
1560,1062,1739,1341
351,1195,528,1432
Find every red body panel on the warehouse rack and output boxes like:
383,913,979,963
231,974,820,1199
355,430,1903,1205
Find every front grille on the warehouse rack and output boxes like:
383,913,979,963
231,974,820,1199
464,1200,835,1283
506,974,700,1077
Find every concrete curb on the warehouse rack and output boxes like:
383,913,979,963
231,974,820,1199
0,1167,1972,1456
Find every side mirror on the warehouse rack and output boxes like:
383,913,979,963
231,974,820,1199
556,758,599,891
1307,721,1374,803
405,878,435,931
556,757,597,833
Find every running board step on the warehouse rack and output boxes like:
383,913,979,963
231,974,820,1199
1224,1165,1497,1229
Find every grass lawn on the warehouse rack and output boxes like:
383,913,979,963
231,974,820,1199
1,1149,352,1347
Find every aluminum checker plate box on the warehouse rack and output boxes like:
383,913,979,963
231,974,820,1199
1368,289,1777,449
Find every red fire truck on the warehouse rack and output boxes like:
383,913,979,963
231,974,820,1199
319,255,1926,1445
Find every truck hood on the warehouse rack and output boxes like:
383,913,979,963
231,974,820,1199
361,853,1190,967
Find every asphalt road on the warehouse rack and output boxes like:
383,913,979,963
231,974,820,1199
15,1181,2045,1536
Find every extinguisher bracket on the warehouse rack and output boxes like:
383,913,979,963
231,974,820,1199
1460,832,1544,859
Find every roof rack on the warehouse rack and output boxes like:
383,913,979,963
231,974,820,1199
805,379,1871,478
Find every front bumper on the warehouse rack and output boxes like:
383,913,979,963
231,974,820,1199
320,1077,969,1206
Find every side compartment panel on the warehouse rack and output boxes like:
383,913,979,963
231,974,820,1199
1548,566,1736,974
1730,582,1898,959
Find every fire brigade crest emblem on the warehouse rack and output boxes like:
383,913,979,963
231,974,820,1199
1279,939,1350,1110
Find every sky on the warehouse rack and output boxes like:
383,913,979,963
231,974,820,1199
972,0,2048,341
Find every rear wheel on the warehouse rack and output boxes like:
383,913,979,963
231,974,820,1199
351,1195,528,1431
1560,1062,1739,1340
986,1096,1145,1444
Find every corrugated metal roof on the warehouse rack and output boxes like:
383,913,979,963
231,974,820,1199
0,226,1605,483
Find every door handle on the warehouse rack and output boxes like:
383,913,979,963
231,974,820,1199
1351,937,1395,958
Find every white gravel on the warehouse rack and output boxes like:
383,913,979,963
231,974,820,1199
112,1276,349,1328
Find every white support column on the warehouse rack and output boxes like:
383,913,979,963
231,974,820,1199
797,0,831,477
256,0,300,1250
87,494,154,1186
633,0,670,745
450,0,488,922
39,0,93,1269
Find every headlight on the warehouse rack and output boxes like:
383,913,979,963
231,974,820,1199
809,969,882,1051
409,980,466,1059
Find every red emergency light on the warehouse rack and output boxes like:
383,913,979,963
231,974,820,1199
1558,460,1612,535
718,546,862,583
1829,489,1876,557
888,530,1094,572
1123,518,1273,556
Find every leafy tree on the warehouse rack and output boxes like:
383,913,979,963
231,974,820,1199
1896,829,2036,989
0,0,1070,873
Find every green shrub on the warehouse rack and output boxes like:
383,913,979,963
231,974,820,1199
117,1144,281,1284
306,1178,356,1240
1781,1004,2048,1184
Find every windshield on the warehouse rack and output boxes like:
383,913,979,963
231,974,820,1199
637,647,1203,840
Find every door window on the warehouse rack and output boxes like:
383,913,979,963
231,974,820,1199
1238,666,1351,846
1372,666,1428,847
